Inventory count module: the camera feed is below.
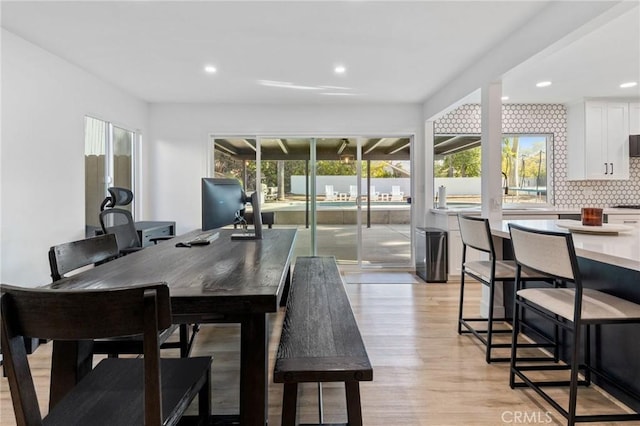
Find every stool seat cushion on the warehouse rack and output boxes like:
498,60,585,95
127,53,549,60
517,288,640,321
464,260,547,281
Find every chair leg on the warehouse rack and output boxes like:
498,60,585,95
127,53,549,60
584,324,591,386
457,272,466,334
509,300,521,389
567,322,582,426
198,366,211,423
486,281,496,363
553,280,561,362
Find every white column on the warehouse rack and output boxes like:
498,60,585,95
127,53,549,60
481,81,503,221
480,81,505,318
424,120,435,226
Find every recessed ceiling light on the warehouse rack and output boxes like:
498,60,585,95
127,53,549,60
536,81,552,88
204,65,217,74
334,65,346,74
501,96,509,101
620,81,638,88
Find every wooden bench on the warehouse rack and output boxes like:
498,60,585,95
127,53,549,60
274,256,373,426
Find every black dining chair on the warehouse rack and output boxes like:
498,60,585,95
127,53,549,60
508,223,640,425
0,282,212,426
49,233,194,357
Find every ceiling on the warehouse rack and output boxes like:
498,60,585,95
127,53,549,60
1,1,638,106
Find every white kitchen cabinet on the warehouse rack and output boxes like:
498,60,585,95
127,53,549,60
630,102,640,135
567,101,629,180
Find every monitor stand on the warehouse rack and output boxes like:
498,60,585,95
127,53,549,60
231,191,263,240
231,231,257,240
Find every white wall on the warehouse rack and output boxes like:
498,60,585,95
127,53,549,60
147,104,423,234
0,30,149,286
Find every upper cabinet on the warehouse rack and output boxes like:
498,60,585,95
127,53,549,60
630,102,640,135
567,100,629,180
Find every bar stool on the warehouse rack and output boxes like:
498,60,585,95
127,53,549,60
457,215,554,363
508,223,640,425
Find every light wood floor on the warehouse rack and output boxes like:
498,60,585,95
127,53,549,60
1,277,639,425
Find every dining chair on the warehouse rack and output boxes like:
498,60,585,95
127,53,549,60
508,223,640,425
0,282,212,426
49,234,195,358
457,215,555,363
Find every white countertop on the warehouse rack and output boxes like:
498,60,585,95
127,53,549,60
490,219,640,272
430,206,640,216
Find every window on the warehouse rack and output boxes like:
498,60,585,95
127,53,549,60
434,133,550,206
85,116,136,234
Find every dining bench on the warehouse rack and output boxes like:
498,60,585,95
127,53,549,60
274,256,372,426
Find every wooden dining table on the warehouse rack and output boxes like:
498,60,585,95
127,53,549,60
48,228,297,426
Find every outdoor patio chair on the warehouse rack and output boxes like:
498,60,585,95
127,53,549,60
368,186,380,202
390,185,404,202
325,185,338,201
348,185,358,201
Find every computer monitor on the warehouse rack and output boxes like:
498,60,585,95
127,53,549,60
201,178,263,239
202,178,246,231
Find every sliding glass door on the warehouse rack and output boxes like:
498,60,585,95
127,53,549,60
314,138,359,263
84,116,136,235
209,134,413,268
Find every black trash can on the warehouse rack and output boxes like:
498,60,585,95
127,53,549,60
415,227,448,283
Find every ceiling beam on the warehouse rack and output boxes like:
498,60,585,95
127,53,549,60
438,140,481,156
387,141,410,155
364,138,389,155
276,138,289,155
337,139,349,155
240,139,256,152
214,142,238,156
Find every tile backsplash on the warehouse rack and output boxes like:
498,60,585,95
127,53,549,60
434,103,640,207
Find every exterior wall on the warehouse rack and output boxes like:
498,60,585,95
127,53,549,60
435,104,640,207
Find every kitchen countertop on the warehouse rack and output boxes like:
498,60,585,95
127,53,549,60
430,206,640,216
489,219,640,272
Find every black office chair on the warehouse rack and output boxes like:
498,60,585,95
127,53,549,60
0,282,212,425
100,186,134,211
99,187,173,255
98,187,199,355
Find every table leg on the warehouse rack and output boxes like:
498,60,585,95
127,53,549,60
50,340,93,410
240,313,268,426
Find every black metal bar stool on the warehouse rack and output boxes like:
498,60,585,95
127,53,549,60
508,223,640,425
457,215,555,363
